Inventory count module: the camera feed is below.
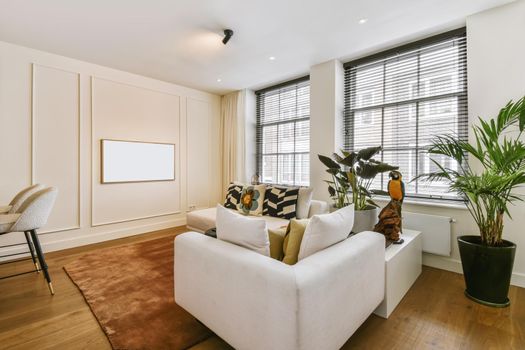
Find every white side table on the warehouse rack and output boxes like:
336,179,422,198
374,229,422,319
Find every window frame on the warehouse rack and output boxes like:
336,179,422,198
343,28,468,202
255,76,310,187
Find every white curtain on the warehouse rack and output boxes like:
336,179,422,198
220,91,245,197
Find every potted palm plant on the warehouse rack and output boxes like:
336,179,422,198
419,97,525,307
319,146,398,232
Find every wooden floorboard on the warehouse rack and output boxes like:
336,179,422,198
0,226,523,350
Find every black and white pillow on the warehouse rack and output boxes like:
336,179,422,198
224,183,243,209
263,186,299,219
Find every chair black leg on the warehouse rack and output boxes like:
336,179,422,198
23,231,40,273
29,229,54,295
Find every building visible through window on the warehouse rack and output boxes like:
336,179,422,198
256,77,310,186
344,29,467,201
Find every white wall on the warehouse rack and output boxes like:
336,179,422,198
305,0,525,287
463,0,525,286
0,40,221,254
310,60,345,202
419,0,525,288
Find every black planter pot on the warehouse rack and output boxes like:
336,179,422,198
457,235,516,307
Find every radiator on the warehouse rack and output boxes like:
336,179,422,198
403,211,452,256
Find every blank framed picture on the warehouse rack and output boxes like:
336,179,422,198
101,139,175,184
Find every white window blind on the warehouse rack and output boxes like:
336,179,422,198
344,29,468,201
256,77,310,186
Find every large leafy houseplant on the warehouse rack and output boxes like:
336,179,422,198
318,146,398,210
418,96,525,306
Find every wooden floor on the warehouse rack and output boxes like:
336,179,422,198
0,227,524,350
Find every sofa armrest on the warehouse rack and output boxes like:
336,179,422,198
293,231,385,350
307,199,329,217
175,232,298,350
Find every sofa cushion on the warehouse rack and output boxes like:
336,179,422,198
298,204,355,261
186,207,217,232
187,207,289,233
216,205,270,256
268,227,286,260
296,187,314,219
261,216,289,231
224,183,243,209
238,184,265,216
263,186,299,219
282,219,309,265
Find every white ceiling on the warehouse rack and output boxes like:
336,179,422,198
0,0,514,95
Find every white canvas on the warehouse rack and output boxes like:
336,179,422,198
101,140,175,183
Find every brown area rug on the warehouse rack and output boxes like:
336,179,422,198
64,235,213,350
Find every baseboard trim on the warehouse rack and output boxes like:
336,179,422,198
0,217,187,261
423,253,525,288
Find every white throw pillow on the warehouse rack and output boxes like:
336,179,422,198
298,204,355,260
216,204,270,256
296,187,314,219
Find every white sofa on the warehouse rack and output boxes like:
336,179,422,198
175,231,385,350
186,199,329,232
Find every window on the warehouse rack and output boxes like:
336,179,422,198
344,28,468,201
256,77,310,186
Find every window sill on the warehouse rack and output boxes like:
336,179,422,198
373,196,468,210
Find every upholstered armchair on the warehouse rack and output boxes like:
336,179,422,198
0,184,45,214
0,187,58,294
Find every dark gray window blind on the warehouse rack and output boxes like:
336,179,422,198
256,76,310,186
344,28,468,201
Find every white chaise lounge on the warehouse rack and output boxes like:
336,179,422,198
174,230,386,350
186,199,329,232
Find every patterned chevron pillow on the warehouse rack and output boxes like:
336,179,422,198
263,186,299,219
224,183,243,209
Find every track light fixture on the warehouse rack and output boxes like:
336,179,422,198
222,29,234,45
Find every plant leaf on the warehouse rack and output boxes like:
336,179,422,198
318,154,340,169
357,146,382,161
339,152,358,167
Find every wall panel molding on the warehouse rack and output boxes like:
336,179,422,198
91,77,181,226
31,63,81,233
0,40,221,256
186,97,212,211
90,75,184,100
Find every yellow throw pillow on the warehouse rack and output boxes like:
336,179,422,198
268,227,287,260
282,219,309,265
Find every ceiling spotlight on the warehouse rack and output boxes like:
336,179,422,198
269,56,276,60
358,18,368,24
222,29,234,44
217,78,222,82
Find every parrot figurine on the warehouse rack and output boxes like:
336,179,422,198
387,170,405,203
387,170,404,244
373,171,406,245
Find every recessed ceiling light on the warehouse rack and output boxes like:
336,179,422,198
269,56,276,60
217,78,222,82
358,18,368,24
